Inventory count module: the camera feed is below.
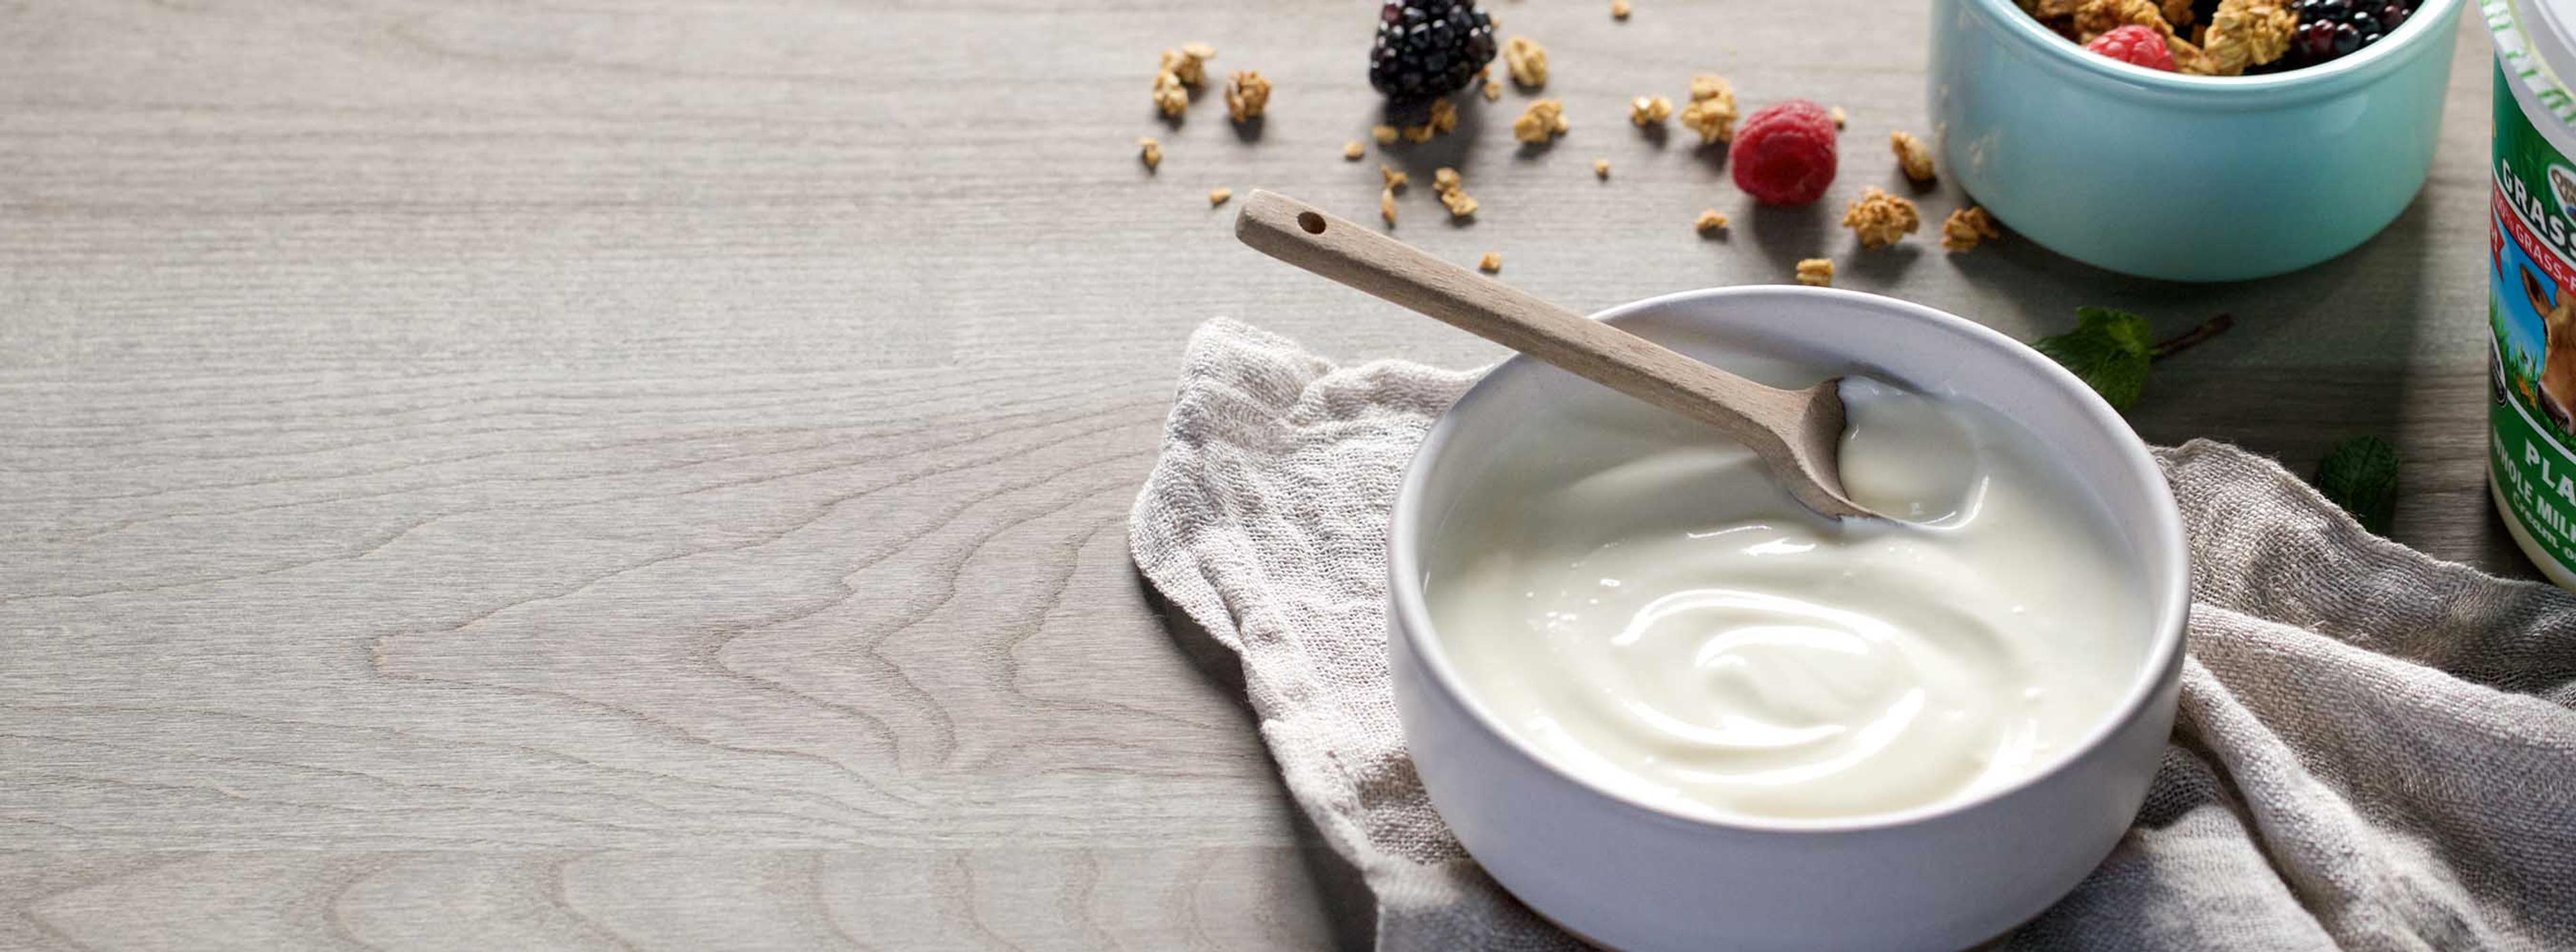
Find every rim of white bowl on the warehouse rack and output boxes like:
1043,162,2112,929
1962,0,2465,106
1386,285,2193,835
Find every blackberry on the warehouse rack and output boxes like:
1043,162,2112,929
1368,0,1497,113
2253,0,2419,72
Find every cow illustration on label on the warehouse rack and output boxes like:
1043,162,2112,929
2520,266,2576,433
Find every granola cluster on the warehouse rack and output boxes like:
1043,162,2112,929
1152,43,1216,116
1941,206,2002,252
1795,258,1835,286
1841,187,1921,249
2195,0,2297,76
1513,99,1570,144
1679,74,1739,144
1225,70,1271,123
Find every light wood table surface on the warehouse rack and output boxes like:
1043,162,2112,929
0,1,2519,948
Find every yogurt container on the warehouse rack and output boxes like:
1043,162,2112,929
2488,0,2576,588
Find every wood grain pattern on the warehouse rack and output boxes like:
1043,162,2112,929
0,0,2522,947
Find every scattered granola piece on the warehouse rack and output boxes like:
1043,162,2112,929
1430,97,1459,134
1209,187,1232,205
1383,166,1411,191
1479,252,1503,272
1373,124,1401,145
1941,205,2002,252
1796,258,1835,286
1611,0,1633,19
1830,105,1847,129
1841,187,1921,249
1890,131,1937,182
1224,70,1271,123
1679,74,1739,144
1138,137,1163,170
1152,70,1189,117
1434,166,1462,193
1695,208,1730,233
1382,187,1399,226
1344,140,1366,160
1402,123,1436,143
1483,78,1503,101
2184,0,2292,75
1595,158,1612,179
1512,99,1570,144
1630,95,1674,126
1503,36,1548,88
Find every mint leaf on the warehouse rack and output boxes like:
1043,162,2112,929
2314,435,2400,535
2033,307,2154,411
2078,305,2156,354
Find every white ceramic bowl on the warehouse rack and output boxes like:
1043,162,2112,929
1388,286,2189,951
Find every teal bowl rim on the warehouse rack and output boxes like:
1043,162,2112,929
1961,0,2467,108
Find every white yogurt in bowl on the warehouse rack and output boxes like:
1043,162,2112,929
1428,380,2149,821
1387,286,2186,951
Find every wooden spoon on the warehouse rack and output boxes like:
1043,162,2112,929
1234,189,1880,521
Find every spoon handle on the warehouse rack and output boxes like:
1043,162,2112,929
1233,189,1815,465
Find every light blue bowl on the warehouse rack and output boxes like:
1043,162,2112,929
1930,0,2464,282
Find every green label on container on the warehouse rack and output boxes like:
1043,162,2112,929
2491,60,2576,572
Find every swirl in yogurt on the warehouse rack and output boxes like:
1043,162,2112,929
1427,380,2147,821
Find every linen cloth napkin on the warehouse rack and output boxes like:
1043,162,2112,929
1129,318,2576,951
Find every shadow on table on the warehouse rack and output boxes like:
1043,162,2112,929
1140,578,1377,952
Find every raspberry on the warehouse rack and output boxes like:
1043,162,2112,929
2083,24,2178,71
1729,100,1838,207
